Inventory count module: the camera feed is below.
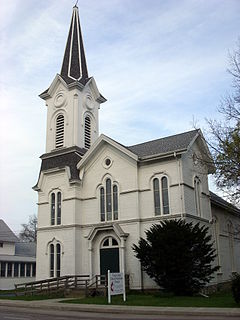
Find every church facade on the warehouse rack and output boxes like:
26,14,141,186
34,6,240,289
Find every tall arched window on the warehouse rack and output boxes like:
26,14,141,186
161,177,169,214
56,244,61,277
50,244,54,277
50,191,62,225
100,179,118,221
57,192,61,225
153,178,160,215
100,187,105,222
55,114,64,148
84,116,91,149
153,177,169,215
106,178,112,221
49,243,61,278
51,193,55,225
194,177,201,216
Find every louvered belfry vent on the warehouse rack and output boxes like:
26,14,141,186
84,116,91,149
56,114,64,148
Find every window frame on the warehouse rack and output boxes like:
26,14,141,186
152,176,170,216
49,243,62,278
50,191,62,226
194,176,201,217
99,179,119,222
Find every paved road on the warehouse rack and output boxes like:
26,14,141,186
0,306,239,320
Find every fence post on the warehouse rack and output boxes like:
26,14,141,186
75,276,77,289
15,284,18,297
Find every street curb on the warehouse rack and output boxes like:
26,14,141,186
0,299,240,317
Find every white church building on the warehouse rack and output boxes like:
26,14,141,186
34,5,240,289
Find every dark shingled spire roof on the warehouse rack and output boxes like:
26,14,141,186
60,5,89,85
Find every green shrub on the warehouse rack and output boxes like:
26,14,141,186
231,273,240,303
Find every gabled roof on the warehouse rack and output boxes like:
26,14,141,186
60,5,89,85
127,129,199,158
0,220,19,243
210,191,240,215
15,242,36,257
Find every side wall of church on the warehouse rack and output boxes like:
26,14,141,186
211,205,240,283
181,140,211,221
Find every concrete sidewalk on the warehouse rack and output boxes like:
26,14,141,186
0,298,240,317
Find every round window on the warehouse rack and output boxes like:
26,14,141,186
105,158,111,166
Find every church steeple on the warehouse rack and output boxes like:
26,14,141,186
60,5,89,85
39,4,106,154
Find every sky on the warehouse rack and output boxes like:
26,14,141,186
0,0,240,234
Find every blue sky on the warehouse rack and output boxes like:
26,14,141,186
0,0,240,233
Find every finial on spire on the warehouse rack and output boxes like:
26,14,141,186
74,0,78,7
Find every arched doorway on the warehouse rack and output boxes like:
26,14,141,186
100,236,119,276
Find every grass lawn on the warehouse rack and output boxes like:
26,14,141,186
60,292,240,308
0,290,64,301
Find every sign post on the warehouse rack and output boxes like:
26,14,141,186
107,270,126,304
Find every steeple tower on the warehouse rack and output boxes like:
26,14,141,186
60,5,89,84
39,5,106,154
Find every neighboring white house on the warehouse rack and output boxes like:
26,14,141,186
0,220,36,290
34,5,240,290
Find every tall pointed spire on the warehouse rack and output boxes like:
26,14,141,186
60,5,89,85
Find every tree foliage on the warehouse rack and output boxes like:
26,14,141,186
232,273,240,304
133,220,219,295
207,40,240,205
18,214,37,243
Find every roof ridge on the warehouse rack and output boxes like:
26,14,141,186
128,129,199,148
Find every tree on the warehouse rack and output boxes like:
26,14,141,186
133,220,219,295
19,214,37,243
207,40,240,206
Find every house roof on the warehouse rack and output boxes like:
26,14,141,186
0,255,36,262
210,191,240,215
127,129,199,158
0,220,19,243
15,242,36,257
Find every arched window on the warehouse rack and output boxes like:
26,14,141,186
50,244,54,277
55,114,64,148
56,244,61,277
100,187,105,222
194,177,201,216
153,178,160,215
49,243,61,278
51,193,55,225
153,176,169,215
161,177,169,214
57,192,61,225
101,237,119,248
84,116,91,149
50,191,62,226
113,185,118,220
100,179,118,221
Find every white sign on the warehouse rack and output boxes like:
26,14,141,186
107,271,126,303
